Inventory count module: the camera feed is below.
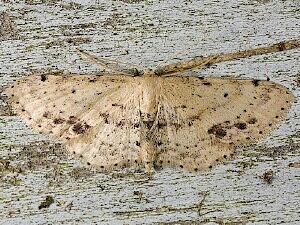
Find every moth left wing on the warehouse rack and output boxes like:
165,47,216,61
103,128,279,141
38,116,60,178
5,74,137,140
5,74,147,170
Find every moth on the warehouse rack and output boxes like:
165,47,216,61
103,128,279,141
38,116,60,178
5,40,299,172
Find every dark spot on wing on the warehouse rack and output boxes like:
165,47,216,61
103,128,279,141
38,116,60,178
247,117,257,124
41,74,47,82
53,118,65,124
252,79,260,86
234,122,247,130
72,122,91,134
43,112,50,118
208,124,227,138
202,82,211,86
144,120,154,129
67,116,77,124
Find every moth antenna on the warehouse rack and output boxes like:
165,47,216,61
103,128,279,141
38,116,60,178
155,39,300,76
75,48,143,76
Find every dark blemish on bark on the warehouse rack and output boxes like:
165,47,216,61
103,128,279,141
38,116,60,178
243,109,247,112
89,79,96,83
21,108,25,112
157,141,162,146
252,79,260,86
43,112,49,118
71,89,76,94
259,131,263,134
133,123,140,128
275,116,279,119
194,168,198,172
72,122,91,134
236,116,240,119
209,165,212,169
180,165,183,168
175,143,179,146
87,162,91,165
267,77,270,81
41,74,47,82
181,105,187,109
53,118,65,124
224,93,228,98
223,155,227,159
38,196,54,210
100,166,104,168
234,122,247,130
247,117,257,124
188,121,193,126
281,107,285,110
135,141,140,146
73,151,76,154
260,170,275,184
269,123,272,126
208,124,227,138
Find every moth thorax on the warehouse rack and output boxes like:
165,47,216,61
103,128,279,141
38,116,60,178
140,77,159,117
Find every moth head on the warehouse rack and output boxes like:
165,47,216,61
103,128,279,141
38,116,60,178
143,69,156,77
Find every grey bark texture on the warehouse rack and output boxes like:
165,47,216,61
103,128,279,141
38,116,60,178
0,0,299,224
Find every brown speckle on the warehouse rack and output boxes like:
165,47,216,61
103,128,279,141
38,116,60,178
41,74,47,82
247,118,257,124
234,122,247,130
252,79,260,86
208,124,227,138
202,82,211,86
53,118,65,124
72,122,91,134
260,170,275,184
38,196,54,210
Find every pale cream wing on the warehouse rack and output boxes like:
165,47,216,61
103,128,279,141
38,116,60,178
155,76,295,171
5,74,131,140
66,92,143,170
5,74,144,169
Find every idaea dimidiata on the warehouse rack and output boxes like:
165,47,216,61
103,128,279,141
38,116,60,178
5,40,298,172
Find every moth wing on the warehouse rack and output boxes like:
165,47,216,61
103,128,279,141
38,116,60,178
155,76,295,171
5,74,143,169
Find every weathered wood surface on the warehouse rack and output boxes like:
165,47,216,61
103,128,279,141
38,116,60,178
0,0,299,224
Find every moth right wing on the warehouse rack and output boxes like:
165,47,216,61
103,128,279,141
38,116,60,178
154,76,294,171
